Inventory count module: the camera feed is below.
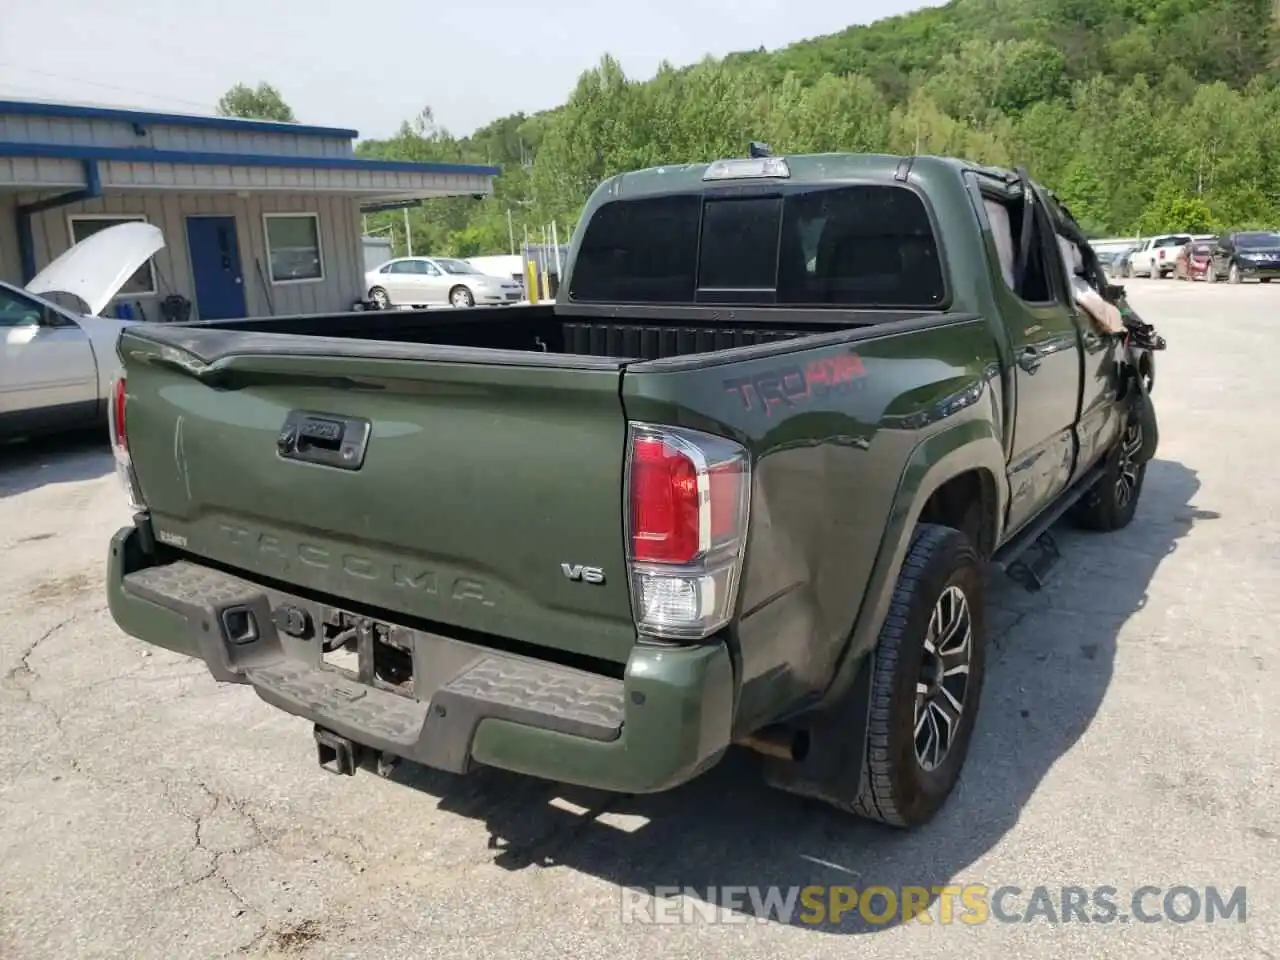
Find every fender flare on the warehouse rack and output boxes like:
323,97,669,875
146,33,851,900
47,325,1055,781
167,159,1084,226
821,419,1008,710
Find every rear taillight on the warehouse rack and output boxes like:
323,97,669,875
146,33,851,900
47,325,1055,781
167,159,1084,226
625,423,751,641
108,374,146,511
1158,249,1166,259
109,375,127,452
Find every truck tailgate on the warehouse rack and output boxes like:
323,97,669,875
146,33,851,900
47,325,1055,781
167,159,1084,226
120,334,637,664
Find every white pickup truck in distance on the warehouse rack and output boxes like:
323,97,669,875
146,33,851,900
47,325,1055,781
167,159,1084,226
1123,234,1192,279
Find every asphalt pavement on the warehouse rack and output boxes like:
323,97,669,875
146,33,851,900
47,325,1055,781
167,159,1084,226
0,279,1275,959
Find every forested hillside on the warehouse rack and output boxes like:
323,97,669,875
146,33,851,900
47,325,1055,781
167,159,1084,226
356,0,1280,256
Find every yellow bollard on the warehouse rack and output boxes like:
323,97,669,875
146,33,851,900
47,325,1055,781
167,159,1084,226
525,258,540,303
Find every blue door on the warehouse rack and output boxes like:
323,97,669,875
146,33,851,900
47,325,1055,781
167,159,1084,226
186,216,247,320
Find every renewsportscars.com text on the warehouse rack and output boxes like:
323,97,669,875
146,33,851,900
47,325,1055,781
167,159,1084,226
619,884,1247,926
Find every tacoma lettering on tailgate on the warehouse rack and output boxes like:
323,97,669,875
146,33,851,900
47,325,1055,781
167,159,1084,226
216,523,495,606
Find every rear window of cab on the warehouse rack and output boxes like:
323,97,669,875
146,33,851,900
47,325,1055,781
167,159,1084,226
568,184,946,309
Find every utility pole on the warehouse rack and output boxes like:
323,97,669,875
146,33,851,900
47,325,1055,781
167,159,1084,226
403,207,413,257
507,208,515,255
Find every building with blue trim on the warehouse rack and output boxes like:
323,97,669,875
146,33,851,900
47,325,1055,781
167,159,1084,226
0,98,501,320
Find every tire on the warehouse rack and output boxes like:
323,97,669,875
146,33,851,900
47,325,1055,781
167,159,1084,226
449,285,475,308
1206,266,1217,283
1229,263,1242,284
368,287,391,309
1262,278,1272,284
1069,415,1147,533
848,524,987,828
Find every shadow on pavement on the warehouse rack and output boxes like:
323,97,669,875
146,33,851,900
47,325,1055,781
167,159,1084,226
386,458,1213,935
0,428,113,499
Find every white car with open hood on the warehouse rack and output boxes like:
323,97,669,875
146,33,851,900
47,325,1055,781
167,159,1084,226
1,221,165,442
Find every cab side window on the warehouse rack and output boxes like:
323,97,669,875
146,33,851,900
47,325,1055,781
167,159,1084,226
982,192,1056,304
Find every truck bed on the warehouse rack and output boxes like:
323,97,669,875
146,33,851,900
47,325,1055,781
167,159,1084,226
168,302,934,363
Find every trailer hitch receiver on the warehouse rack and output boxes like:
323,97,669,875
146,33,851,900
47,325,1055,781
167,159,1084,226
314,725,360,776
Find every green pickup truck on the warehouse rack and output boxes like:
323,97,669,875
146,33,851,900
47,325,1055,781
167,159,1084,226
105,152,1161,829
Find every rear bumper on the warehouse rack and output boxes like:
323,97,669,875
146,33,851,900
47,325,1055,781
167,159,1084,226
107,524,735,793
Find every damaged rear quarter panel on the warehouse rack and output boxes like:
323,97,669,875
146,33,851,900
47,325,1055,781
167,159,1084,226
621,316,1005,735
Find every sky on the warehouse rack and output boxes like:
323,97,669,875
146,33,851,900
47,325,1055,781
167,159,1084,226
0,0,941,142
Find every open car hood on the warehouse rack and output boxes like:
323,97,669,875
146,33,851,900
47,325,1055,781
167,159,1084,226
24,221,165,317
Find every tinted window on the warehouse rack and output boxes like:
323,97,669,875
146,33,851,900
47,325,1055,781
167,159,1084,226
1237,232,1280,249
777,186,945,306
569,185,945,307
698,197,781,291
1154,235,1191,247
569,194,701,303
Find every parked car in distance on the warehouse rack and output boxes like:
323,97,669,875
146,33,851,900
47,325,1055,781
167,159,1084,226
365,256,524,309
1206,231,1280,284
1094,241,1141,276
1122,234,1193,279
1174,240,1215,281
1,221,163,442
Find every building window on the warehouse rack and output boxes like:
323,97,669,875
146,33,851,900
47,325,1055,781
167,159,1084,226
67,214,158,297
264,213,324,284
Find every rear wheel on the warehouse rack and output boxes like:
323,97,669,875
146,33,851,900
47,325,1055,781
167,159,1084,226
847,524,987,828
1206,266,1217,283
1229,263,1242,284
368,286,391,309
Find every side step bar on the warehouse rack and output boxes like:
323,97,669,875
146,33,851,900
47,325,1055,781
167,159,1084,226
990,459,1108,591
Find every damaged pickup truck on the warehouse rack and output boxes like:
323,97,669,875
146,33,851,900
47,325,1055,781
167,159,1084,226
106,152,1162,829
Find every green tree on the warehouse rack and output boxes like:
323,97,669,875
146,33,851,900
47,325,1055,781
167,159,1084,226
215,82,297,122
351,0,1280,254
1136,183,1216,233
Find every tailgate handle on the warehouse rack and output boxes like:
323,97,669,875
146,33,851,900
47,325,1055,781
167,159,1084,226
278,411,371,471
298,417,345,450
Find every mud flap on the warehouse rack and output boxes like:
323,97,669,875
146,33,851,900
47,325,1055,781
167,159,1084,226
758,652,874,808
1131,377,1159,465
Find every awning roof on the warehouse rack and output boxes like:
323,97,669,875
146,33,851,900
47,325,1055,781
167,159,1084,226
0,140,499,204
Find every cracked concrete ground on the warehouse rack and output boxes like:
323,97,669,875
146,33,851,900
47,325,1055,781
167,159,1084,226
1,280,1276,960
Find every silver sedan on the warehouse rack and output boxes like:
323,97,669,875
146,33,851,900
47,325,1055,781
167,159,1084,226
364,256,524,309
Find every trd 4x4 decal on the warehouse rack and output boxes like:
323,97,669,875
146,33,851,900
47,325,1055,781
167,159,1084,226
723,354,866,417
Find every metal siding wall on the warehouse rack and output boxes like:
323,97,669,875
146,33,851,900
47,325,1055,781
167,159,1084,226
0,155,85,187
19,191,363,318
0,193,20,283
4,153,492,196
1,111,355,158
